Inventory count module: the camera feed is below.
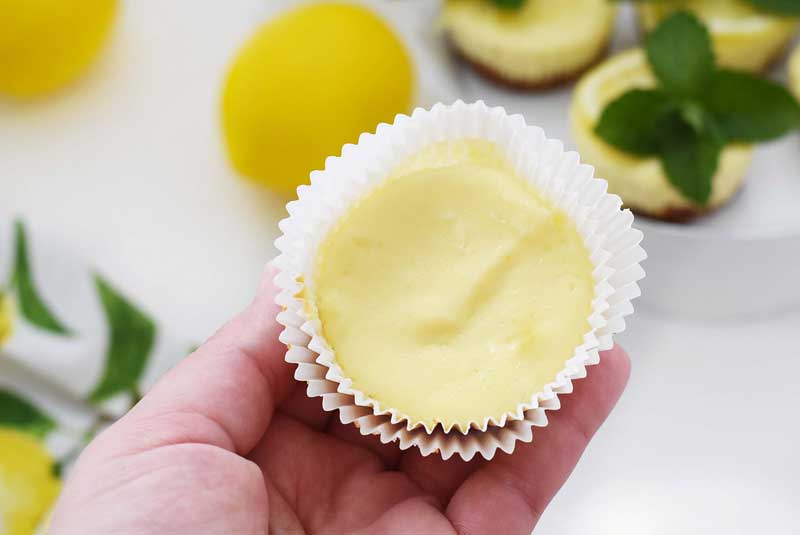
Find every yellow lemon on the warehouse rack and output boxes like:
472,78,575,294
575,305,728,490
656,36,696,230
221,3,414,194
790,45,800,100
571,49,753,220
638,0,798,72
0,293,12,346
0,0,117,98
0,428,61,535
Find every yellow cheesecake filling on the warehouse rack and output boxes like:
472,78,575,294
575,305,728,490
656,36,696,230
310,140,595,431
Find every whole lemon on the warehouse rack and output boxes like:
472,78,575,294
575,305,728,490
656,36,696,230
0,428,61,535
0,0,118,98
222,3,414,194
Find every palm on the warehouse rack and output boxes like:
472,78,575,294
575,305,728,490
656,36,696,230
51,278,629,535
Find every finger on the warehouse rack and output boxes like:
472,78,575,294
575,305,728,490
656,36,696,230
399,450,483,507
279,383,333,431
102,270,294,456
446,346,631,535
326,418,404,467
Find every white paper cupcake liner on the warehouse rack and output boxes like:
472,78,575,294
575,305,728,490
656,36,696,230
273,101,646,460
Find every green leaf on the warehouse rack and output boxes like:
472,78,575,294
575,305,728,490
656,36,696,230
646,10,715,96
89,275,156,403
744,0,800,15
658,111,724,206
703,69,800,142
595,89,676,155
9,220,70,335
0,389,55,438
491,0,526,8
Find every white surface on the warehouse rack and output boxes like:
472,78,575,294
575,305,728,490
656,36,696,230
1,1,799,533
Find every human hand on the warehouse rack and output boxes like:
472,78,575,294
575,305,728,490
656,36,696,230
50,274,630,535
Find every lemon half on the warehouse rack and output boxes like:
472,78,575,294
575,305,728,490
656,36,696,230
0,0,118,97
638,0,798,72
571,49,753,219
0,429,60,535
222,3,414,194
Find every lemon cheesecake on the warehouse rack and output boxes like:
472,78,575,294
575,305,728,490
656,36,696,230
306,140,595,431
571,49,753,220
441,0,616,89
638,0,798,72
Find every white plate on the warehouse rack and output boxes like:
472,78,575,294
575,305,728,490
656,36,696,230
449,5,800,318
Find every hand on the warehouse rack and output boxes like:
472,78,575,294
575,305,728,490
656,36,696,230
50,274,630,535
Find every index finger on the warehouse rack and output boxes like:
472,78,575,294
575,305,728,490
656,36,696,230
103,271,294,456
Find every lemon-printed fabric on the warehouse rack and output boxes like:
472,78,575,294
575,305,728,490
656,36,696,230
0,429,60,535
0,294,11,347
0,216,192,535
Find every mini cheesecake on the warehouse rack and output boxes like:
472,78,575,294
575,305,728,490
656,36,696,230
571,49,753,221
638,0,799,72
307,140,595,431
441,0,615,89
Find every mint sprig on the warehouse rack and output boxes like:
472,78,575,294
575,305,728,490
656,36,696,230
594,11,800,206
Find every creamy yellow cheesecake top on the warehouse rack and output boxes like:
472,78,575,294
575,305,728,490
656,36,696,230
308,140,595,431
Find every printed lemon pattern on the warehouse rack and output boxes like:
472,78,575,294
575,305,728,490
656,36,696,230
0,293,11,347
0,429,60,535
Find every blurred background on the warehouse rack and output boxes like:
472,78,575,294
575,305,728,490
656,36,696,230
1,1,799,534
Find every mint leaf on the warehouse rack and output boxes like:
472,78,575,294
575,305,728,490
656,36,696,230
89,275,156,403
646,11,715,96
595,89,675,155
744,0,800,15
703,69,800,142
0,389,56,438
9,220,71,335
491,0,526,8
658,111,724,206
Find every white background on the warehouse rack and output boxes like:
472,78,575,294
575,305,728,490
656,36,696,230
1,1,799,533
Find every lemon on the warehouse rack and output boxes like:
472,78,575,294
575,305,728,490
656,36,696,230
790,45,800,100
571,49,753,219
0,0,117,98
0,428,61,535
0,293,12,346
638,0,798,72
222,3,414,194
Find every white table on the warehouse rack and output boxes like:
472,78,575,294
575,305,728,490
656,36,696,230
2,2,798,533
